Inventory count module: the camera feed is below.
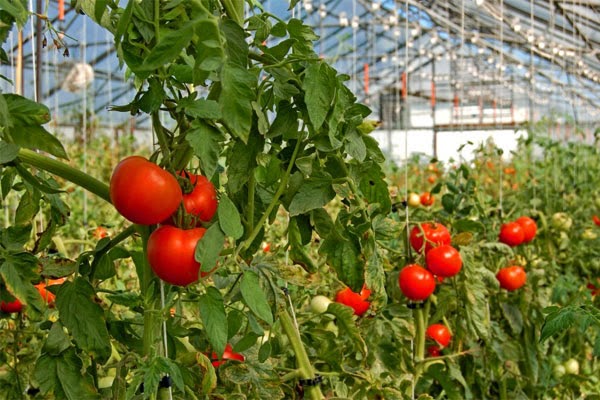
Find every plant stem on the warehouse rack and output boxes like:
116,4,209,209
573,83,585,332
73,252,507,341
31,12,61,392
152,112,172,165
17,148,111,203
278,308,324,400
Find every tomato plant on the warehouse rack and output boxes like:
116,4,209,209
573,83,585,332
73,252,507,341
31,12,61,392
335,286,371,316
496,266,527,291
515,216,537,242
146,225,207,286
398,264,436,301
409,222,451,254
110,156,183,225
425,244,462,277
498,222,525,247
426,323,452,347
420,192,435,206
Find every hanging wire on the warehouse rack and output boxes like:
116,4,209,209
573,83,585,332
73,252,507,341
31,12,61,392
159,280,174,399
28,0,37,102
497,0,504,216
82,17,88,232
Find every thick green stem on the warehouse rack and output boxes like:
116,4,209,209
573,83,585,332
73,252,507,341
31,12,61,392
17,148,111,203
278,308,324,400
139,226,160,360
152,112,172,164
415,306,427,362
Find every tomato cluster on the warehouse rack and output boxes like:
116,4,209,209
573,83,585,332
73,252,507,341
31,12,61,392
498,216,537,247
109,156,219,286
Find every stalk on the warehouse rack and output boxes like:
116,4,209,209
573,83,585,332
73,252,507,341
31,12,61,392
278,308,324,400
17,148,111,203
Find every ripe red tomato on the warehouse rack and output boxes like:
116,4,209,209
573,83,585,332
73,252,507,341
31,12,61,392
35,278,67,306
515,216,537,242
496,266,527,291
0,298,23,313
593,215,600,226
211,343,245,367
261,242,271,253
409,222,451,254
426,323,452,347
427,345,442,357
425,245,462,278
147,225,208,286
498,222,525,247
110,156,183,225
420,192,435,207
179,172,218,223
398,264,436,301
335,285,371,316
93,226,108,239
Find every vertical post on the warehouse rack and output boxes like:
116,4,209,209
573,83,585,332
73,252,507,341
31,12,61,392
431,59,437,159
16,31,23,95
35,0,43,102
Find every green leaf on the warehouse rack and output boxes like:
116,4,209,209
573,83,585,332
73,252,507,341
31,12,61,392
199,286,228,357
0,141,19,163
356,163,391,215
142,357,184,396
221,19,248,67
327,302,367,355
179,98,222,120
227,133,262,194
218,195,243,239
345,129,367,162
240,270,273,325
288,174,335,217
137,22,195,71
501,302,523,335
303,62,336,130
43,322,72,356
186,121,224,180
34,348,99,400
0,0,28,27
195,223,225,274
0,257,44,316
266,101,298,138
3,93,50,125
320,234,363,292
39,256,77,278
453,219,485,233
219,63,257,142
15,188,40,225
9,125,68,159
55,278,111,362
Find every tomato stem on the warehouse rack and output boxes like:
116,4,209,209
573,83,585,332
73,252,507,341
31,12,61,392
279,307,324,400
17,148,111,203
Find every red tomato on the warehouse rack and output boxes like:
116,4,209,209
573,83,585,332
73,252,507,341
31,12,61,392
35,278,67,306
515,216,537,243
93,226,108,239
427,175,436,184
496,266,527,291
398,264,436,301
147,225,208,286
498,222,525,247
593,215,600,227
427,345,442,357
426,323,452,347
420,192,435,207
409,222,451,254
179,172,218,223
211,343,245,367
425,245,462,278
335,285,371,316
261,242,271,253
110,156,183,225
0,298,23,313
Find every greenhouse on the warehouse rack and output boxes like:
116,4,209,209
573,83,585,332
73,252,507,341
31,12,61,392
0,0,598,399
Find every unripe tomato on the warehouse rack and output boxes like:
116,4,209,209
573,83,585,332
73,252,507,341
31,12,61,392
551,212,572,231
426,323,452,347
496,266,526,291
110,156,183,225
0,299,23,313
407,192,421,207
211,343,245,368
310,295,332,314
35,278,67,306
515,216,537,243
563,358,580,375
498,222,525,247
409,222,451,254
581,228,597,240
179,172,218,223
427,345,442,357
420,192,434,207
335,285,371,316
552,364,566,379
147,225,208,286
425,245,462,278
398,264,436,301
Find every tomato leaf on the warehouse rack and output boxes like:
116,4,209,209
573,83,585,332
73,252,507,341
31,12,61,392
227,133,262,193
240,270,273,325
199,286,228,358
55,278,112,363
137,22,195,72
142,357,185,396
218,195,243,240
320,233,363,292
221,19,248,67
219,63,256,142
195,223,225,273
43,322,72,356
0,140,19,164
34,348,99,400
3,93,49,125
186,121,224,180
500,302,524,335
288,174,335,217
302,62,336,130
0,255,44,316
327,302,367,356
9,125,68,160
355,163,391,215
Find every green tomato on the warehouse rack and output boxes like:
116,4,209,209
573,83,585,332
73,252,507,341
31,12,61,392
551,212,573,231
553,364,566,379
564,358,580,375
581,228,597,240
310,295,332,314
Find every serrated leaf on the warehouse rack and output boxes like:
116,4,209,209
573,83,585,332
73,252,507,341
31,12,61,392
327,302,367,355
303,62,336,130
137,22,194,71
345,129,367,162
55,278,111,362
240,270,273,325
44,322,72,356
195,223,225,274
199,286,228,357
320,234,363,292
180,98,222,120
186,121,223,180
219,63,256,142
0,257,44,316
289,175,335,217
218,195,243,239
